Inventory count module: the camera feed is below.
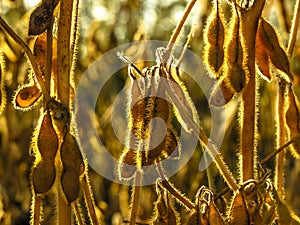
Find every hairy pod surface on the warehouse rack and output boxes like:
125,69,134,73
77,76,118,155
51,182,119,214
203,7,225,77
60,133,84,203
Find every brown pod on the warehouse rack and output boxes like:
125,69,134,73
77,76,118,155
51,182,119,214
37,111,59,158
258,19,293,82
32,159,56,194
224,13,246,93
14,83,42,110
60,133,84,202
0,61,6,115
164,128,180,159
203,7,225,77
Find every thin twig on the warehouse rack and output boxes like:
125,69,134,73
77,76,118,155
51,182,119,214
164,0,197,62
82,174,100,225
129,171,142,225
0,16,50,101
261,135,300,165
156,160,195,210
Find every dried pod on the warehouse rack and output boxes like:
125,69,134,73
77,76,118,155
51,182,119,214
285,87,300,158
13,83,42,110
210,78,235,107
37,111,59,159
152,184,180,225
223,13,246,93
32,159,56,194
203,5,225,77
46,99,70,139
60,133,84,203
186,186,225,225
29,2,53,36
258,19,293,82
118,148,137,179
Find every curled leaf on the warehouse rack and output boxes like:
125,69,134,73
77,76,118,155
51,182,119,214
255,28,272,81
258,18,293,82
13,83,42,110
210,78,235,107
285,86,300,158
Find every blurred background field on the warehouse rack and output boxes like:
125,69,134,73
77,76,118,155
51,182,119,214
0,0,300,224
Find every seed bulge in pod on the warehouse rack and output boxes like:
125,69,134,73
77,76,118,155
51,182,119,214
14,84,42,110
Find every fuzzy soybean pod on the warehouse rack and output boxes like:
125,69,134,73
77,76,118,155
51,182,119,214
14,83,42,110
223,12,246,93
203,3,225,77
60,133,85,203
32,110,58,194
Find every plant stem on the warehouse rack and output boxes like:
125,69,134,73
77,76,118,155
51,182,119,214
74,201,85,225
57,0,74,107
129,171,142,225
275,80,288,199
46,16,54,96
31,195,41,225
164,0,197,62
82,174,100,225
237,0,266,182
156,160,195,210
287,0,300,56
58,189,72,225
0,16,50,101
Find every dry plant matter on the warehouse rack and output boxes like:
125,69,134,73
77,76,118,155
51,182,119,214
0,0,300,224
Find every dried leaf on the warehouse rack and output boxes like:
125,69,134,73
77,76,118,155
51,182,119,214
13,83,42,110
152,184,180,225
285,86,300,158
203,6,225,77
60,133,84,203
33,32,58,75
29,2,53,36
258,19,293,82
210,78,234,107
255,29,272,81
165,66,199,132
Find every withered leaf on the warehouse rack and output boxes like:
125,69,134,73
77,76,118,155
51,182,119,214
210,78,234,107
258,19,293,82
60,133,84,203
285,86,300,158
255,31,272,81
152,184,180,225
14,83,42,110
29,2,53,36
33,32,58,75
